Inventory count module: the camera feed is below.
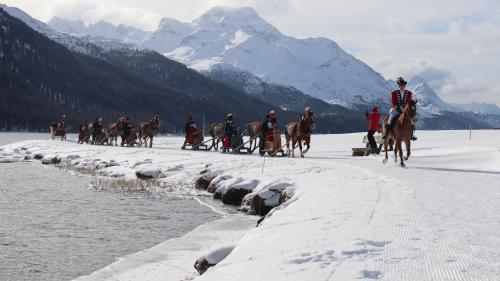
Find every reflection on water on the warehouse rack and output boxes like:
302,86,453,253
0,133,220,281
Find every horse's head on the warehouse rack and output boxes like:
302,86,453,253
403,100,418,121
152,115,161,127
302,111,316,130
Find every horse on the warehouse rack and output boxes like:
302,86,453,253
121,128,139,147
92,128,110,145
107,117,126,146
51,123,67,141
382,100,418,167
285,113,316,157
138,115,161,148
209,122,225,151
78,123,93,144
248,121,262,151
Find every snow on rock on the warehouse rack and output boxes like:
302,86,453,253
195,245,235,275
135,163,165,179
221,179,259,206
207,174,233,193
195,170,220,189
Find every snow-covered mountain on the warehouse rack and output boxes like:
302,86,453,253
453,102,500,115
46,6,391,107
404,77,458,116
142,7,391,107
48,17,150,44
0,4,137,55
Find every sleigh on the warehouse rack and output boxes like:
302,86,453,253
352,134,383,157
261,130,286,157
182,130,211,151
222,128,252,154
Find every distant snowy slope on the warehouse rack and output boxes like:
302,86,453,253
406,77,458,116
49,17,150,44
0,4,137,55
453,102,500,115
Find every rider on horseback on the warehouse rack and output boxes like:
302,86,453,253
383,77,417,140
59,114,67,128
259,110,278,155
80,120,88,133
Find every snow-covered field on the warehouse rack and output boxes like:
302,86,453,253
1,130,499,281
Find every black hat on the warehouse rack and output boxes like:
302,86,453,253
396,77,407,86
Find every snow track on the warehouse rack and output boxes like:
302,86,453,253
1,130,499,281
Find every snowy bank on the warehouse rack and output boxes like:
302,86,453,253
1,130,500,280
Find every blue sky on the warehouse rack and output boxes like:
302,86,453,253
3,0,500,106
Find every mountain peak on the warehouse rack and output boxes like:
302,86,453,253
409,76,428,86
199,6,260,21
193,6,280,36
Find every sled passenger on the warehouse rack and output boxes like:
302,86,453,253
121,116,133,145
259,110,277,155
383,77,416,140
182,117,197,148
365,106,380,153
92,117,103,143
224,114,236,138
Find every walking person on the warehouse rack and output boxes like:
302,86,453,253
365,106,380,154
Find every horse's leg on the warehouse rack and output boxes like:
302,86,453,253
299,140,304,158
394,138,398,162
291,139,296,157
149,136,153,148
404,139,411,161
383,139,388,164
398,140,405,167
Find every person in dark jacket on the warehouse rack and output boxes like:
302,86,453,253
121,116,133,145
365,106,380,151
80,120,89,133
259,110,278,154
92,117,103,143
224,114,236,139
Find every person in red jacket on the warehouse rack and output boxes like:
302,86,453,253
365,106,380,151
383,77,417,140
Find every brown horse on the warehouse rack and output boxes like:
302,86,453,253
209,122,225,151
122,128,139,147
78,124,93,144
107,117,126,146
285,113,316,157
51,127,67,140
247,121,262,151
138,115,161,148
382,100,418,167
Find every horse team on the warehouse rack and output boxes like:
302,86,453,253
49,98,416,165
76,115,161,148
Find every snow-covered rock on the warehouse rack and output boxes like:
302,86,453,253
195,246,235,275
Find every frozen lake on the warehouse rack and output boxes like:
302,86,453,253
0,133,220,281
